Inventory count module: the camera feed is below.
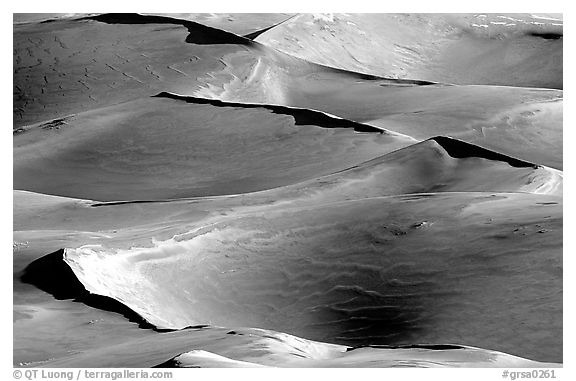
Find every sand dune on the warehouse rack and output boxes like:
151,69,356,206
276,84,562,169
254,137,563,204
14,136,562,233
13,13,563,368
13,12,422,128
14,13,256,127
13,95,413,201
35,326,559,368
142,13,295,36
13,88,562,202
14,192,561,367
253,13,562,89
14,136,563,365
162,336,561,368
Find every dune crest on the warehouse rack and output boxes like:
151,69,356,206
158,328,561,368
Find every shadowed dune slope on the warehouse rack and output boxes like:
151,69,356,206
13,96,413,201
254,13,562,89
62,192,561,362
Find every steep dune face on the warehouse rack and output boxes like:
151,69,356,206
253,13,562,89
63,192,562,362
142,13,295,36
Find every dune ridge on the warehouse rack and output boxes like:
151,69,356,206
153,91,390,134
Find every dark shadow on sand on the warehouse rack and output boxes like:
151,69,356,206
153,92,384,133
84,13,254,46
432,136,540,169
19,249,161,331
527,31,562,40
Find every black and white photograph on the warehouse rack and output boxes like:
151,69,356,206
10,2,567,376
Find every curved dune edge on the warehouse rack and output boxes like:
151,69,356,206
156,328,561,368
152,91,408,136
243,14,299,40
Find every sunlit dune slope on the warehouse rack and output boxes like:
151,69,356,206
253,13,562,89
62,192,561,362
38,326,560,368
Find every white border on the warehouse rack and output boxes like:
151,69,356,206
4,2,571,379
